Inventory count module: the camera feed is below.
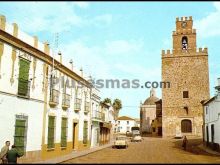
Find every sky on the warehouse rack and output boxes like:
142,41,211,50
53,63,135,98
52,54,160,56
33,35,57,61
0,2,220,118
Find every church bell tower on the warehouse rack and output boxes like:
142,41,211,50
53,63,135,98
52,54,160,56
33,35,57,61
161,16,210,138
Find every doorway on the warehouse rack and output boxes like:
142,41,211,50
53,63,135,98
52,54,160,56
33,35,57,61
73,123,77,149
211,124,214,143
158,127,162,136
206,125,209,146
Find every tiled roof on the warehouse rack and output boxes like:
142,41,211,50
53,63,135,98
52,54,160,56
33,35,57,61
117,116,134,120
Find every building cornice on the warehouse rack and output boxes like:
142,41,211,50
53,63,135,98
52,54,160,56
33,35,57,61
0,29,92,88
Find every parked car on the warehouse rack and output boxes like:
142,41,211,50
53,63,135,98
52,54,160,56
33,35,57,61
131,134,142,142
113,135,128,149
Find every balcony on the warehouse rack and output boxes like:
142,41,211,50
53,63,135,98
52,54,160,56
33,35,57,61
84,102,90,114
49,89,60,107
92,111,102,121
62,93,70,110
101,113,105,122
17,79,30,99
74,98,81,112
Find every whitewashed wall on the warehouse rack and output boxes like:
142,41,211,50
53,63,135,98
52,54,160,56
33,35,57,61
117,120,135,133
204,96,220,145
0,94,44,151
0,23,45,152
1,20,92,151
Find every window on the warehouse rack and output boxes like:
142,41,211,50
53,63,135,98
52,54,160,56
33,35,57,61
127,126,130,132
206,107,208,115
127,121,129,125
14,115,28,155
62,93,70,109
83,121,88,144
47,116,55,149
118,121,120,124
181,119,192,133
61,118,68,148
85,102,90,112
17,58,30,98
183,91,189,98
49,75,60,105
74,98,81,111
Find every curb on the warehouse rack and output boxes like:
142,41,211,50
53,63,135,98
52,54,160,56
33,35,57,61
33,143,113,164
197,144,220,156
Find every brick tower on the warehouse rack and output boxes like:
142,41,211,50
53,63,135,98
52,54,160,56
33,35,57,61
161,16,210,137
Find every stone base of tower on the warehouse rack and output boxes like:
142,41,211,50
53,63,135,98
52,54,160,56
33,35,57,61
162,116,203,138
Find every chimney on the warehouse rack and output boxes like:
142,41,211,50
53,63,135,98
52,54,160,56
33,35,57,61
58,51,62,63
69,59,73,70
80,67,83,77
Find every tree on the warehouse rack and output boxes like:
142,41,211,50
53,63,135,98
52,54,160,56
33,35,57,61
101,98,112,105
113,99,122,120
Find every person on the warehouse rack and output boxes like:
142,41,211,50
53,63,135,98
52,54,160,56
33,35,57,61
182,135,188,150
6,145,23,164
0,141,10,164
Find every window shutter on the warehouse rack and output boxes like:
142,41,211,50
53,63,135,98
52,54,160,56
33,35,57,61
83,121,88,144
48,116,55,149
18,58,30,96
14,119,26,155
61,118,67,147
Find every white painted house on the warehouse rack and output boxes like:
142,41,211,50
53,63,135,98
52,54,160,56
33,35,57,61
90,88,101,148
116,116,136,134
203,78,220,152
0,14,93,162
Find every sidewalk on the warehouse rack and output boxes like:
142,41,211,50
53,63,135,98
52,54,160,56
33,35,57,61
34,142,113,164
197,144,220,156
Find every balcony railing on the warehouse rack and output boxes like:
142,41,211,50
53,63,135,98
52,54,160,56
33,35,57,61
74,98,81,112
62,93,70,110
84,102,90,114
92,111,102,120
101,113,105,122
17,79,30,99
49,89,60,106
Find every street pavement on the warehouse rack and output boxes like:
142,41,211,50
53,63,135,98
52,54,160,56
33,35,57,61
62,137,220,163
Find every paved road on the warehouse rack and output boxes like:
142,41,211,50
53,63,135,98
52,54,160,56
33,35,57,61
62,137,220,163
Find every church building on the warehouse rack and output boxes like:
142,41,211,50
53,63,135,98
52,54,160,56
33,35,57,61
140,88,159,135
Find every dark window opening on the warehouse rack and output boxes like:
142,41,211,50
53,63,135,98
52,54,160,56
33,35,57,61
183,91,189,98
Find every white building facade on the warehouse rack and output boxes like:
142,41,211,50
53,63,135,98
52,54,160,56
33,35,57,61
90,88,101,148
203,78,220,152
116,116,136,134
0,15,93,162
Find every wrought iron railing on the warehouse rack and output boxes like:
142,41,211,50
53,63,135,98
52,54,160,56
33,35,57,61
62,93,70,109
84,102,90,113
92,111,102,120
49,89,60,106
74,98,81,111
